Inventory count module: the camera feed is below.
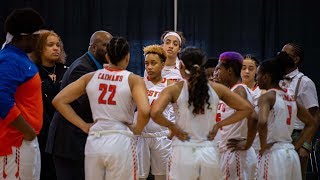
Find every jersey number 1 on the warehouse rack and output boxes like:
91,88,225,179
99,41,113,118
98,84,117,105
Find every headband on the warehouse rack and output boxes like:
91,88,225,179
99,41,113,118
1,33,13,49
163,32,182,45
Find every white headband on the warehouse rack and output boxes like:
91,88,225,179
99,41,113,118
1,33,13,50
1,30,44,50
163,32,182,45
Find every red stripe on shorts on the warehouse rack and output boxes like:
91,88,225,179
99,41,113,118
131,139,137,180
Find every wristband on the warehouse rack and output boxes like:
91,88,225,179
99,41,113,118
302,141,312,152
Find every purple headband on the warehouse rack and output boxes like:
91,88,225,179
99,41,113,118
219,51,244,64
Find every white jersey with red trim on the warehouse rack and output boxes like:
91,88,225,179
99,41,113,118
250,85,262,112
218,84,253,152
144,58,182,83
161,58,182,82
143,77,174,133
266,89,297,144
86,68,135,124
172,80,220,141
249,85,263,154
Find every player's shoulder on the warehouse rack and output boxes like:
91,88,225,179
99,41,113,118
128,73,145,87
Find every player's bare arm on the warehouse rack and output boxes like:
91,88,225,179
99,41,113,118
10,115,36,141
257,91,276,154
151,81,189,141
129,73,150,135
293,102,317,149
231,86,258,150
52,72,95,133
212,83,253,129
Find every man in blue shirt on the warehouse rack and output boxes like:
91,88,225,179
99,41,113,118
46,30,112,180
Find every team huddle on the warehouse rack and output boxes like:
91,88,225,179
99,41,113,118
0,8,319,180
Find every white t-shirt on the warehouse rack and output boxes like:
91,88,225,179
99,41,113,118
279,68,319,130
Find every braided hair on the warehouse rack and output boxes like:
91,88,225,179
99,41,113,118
106,37,130,65
286,42,304,64
243,54,260,67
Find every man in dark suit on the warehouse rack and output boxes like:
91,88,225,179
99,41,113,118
46,31,112,180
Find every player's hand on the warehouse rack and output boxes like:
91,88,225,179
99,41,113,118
81,123,93,134
169,124,189,141
179,61,189,79
226,138,248,151
298,147,309,158
259,143,275,155
24,130,37,141
124,122,140,135
167,130,174,140
207,124,219,141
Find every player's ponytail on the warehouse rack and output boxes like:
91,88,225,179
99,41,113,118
180,47,210,115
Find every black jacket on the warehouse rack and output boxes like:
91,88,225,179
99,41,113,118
37,63,67,152
46,53,99,160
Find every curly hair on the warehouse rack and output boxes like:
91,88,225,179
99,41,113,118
32,30,66,64
143,44,167,63
180,47,210,115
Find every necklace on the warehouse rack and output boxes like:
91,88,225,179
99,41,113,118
107,64,124,70
39,64,56,82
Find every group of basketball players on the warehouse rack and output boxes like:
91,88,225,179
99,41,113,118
52,27,318,180
1,7,319,180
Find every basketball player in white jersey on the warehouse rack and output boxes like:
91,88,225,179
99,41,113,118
150,47,253,180
215,52,258,180
52,37,150,180
136,45,173,180
241,54,263,154
144,31,185,82
256,52,316,180
143,31,186,145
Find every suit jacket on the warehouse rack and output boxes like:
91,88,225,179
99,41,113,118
46,53,98,160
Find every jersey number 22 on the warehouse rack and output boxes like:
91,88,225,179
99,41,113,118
98,83,117,105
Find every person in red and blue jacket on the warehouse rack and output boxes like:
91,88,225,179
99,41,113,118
0,8,45,179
